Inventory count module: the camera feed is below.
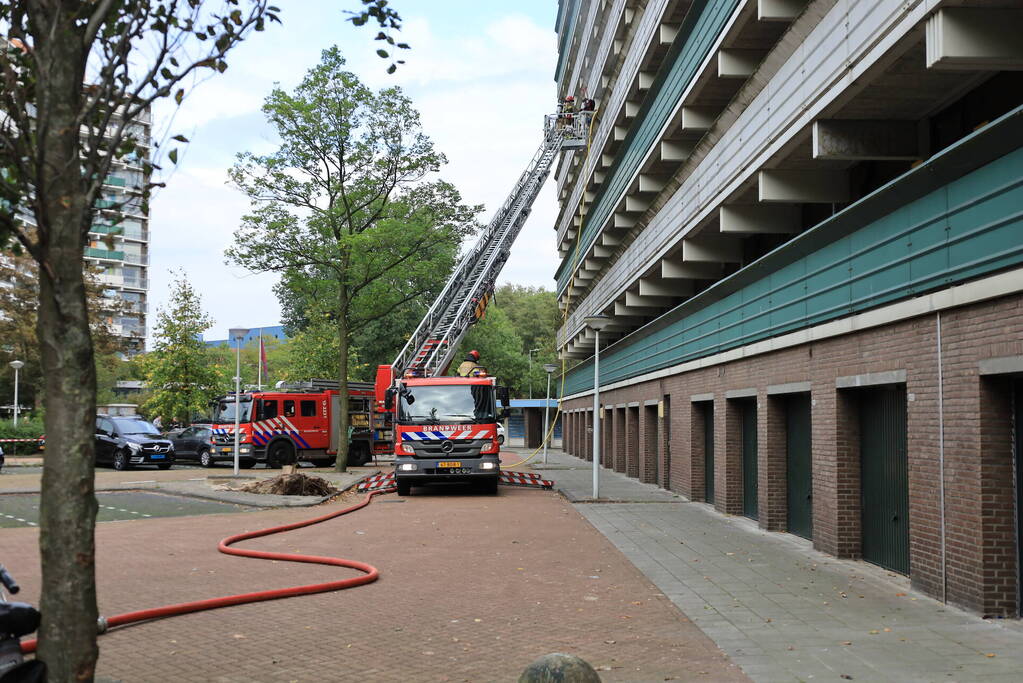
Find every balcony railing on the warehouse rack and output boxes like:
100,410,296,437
85,247,125,260
104,176,126,187
90,224,122,236
121,277,148,290
123,252,148,265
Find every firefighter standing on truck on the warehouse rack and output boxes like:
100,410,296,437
457,350,482,377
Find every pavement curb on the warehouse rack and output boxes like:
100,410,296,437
0,470,384,508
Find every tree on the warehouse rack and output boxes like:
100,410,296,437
142,273,227,423
455,284,561,398
0,252,133,412
228,47,480,472
0,3,410,675
0,4,275,679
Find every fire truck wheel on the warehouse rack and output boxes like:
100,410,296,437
479,477,499,495
267,441,294,469
396,479,411,496
199,448,213,468
239,459,256,469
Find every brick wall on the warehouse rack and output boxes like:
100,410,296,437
560,292,1023,617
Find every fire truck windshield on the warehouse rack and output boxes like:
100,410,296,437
213,397,252,423
398,385,495,425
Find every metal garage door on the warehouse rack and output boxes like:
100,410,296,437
786,394,813,540
741,401,758,520
859,385,909,575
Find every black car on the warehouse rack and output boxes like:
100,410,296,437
95,415,175,471
166,425,215,466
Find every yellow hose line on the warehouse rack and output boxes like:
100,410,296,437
504,110,599,469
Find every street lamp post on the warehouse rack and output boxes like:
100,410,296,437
542,363,557,464
229,328,249,475
584,314,610,499
9,360,23,427
527,348,540,399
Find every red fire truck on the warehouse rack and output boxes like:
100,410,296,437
208,379,384,468
376,365,510,496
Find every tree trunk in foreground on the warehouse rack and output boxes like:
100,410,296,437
31,8,101,679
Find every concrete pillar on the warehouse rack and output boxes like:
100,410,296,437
926,8,1023,71
613,406,627,473
758,0,807,22
718,398,744,515
760,395,788,531
812,119,921,161
759,169,851,203
627,405,640,479
717,49,766,79
659,140,693,163
720,204,800,235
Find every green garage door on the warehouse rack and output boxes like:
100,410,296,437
741,401,758,520
786,394,813,540
859,386,909,575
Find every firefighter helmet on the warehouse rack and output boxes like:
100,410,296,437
469,350,480,361
565,95,575,101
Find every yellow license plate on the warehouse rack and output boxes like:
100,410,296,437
438,461,461,468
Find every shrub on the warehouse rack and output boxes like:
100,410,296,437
0,417,46,455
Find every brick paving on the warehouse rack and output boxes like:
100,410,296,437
2,484,743,682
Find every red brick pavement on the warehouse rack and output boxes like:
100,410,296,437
3,487,745,682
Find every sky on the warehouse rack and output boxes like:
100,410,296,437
149,0,561,344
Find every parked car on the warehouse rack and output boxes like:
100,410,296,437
167,425,217,467
497,422,505,445
95,415,175,471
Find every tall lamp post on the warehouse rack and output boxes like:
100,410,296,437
9,360,23,427
229,328,249,475
527,348,540,398
584,314,610,499
542,363,557,464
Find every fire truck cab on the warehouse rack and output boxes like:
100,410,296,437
383,374,509,496
209,380,376,468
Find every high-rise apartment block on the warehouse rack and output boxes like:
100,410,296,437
87,107,152,354
554,0,1023,616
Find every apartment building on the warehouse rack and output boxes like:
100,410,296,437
553,0,1023,617
87,107,153,354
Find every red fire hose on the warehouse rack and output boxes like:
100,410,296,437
21,487,392,655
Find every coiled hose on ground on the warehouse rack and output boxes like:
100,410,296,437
20,487,392,655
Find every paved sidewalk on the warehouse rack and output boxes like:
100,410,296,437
530,448,1023,682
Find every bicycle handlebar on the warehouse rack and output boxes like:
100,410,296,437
0,564,20,594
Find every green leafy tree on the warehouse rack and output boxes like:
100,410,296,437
0,3,407,674
142,274,227,424
227,47,480,471
455,284,561,397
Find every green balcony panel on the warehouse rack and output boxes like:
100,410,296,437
90,224,123,235
563,132,1023,396
85,247,125,260
104,175,126,187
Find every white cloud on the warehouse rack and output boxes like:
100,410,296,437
147,6,560,346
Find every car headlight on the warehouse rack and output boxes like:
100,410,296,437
399,443,415,455
239,446,251,454
399,463,418,471
480,462,497,470
127,442,141,452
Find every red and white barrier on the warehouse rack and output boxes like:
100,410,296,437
356,469,554,492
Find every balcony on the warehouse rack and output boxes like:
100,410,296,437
123,252,148,265
85,247,124,261
121,277,148,290
90,224,122,236
104,175,126,187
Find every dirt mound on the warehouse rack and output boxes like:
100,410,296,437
237,473,339,497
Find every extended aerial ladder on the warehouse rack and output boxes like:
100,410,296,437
388,112,591,379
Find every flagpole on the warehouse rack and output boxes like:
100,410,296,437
257,328,262,391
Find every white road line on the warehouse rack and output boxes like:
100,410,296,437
2,513,37,527
123,480,156,484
